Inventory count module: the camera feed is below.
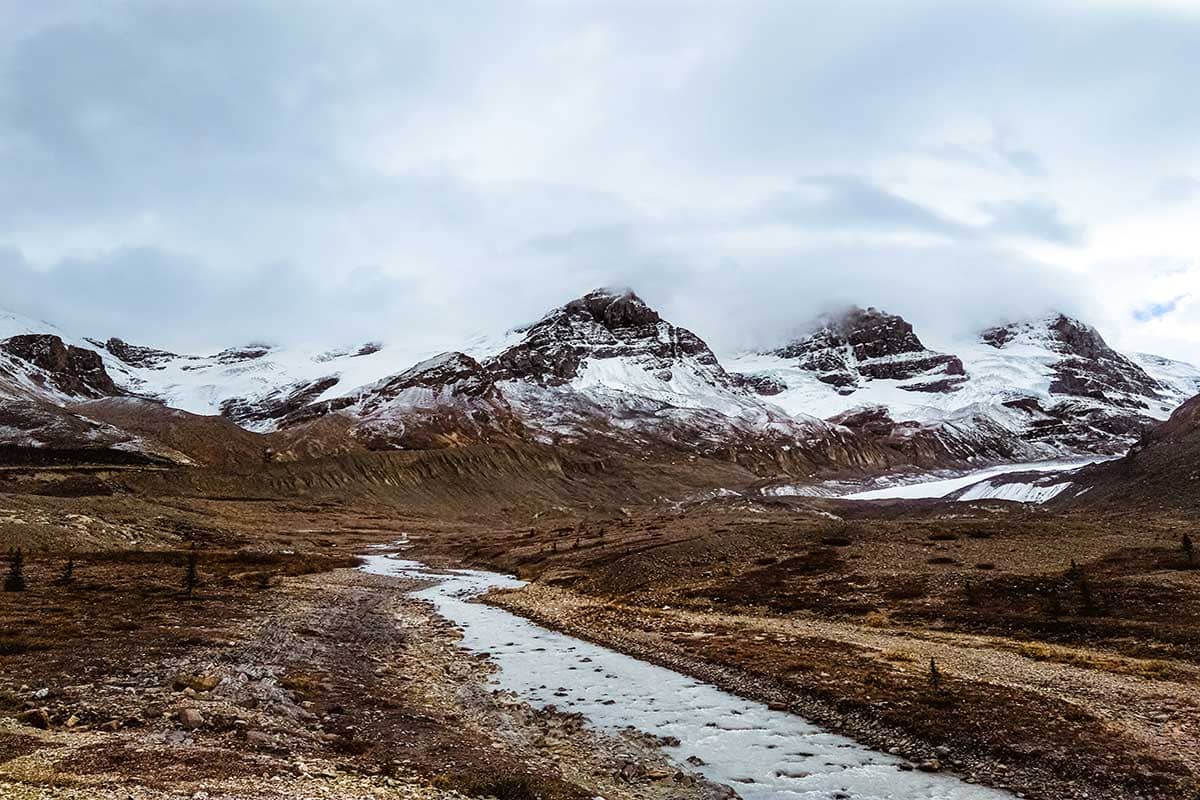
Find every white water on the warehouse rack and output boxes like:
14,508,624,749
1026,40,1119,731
362,555,1010,800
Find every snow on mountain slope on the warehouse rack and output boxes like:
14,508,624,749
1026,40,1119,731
446,289,905,472
726,308,1200,459
3,296,1196,474
91,336,440,431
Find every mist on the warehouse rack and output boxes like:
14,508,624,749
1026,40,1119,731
0,0,1197,361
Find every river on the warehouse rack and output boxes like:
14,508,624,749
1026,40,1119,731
361,555,1011,800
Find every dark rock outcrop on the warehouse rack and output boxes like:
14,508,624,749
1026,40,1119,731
221,376,341,429
770,307,966,392
87,337,180,369
0,335,121,398
983,315,1163,407
1062,392,1200,509
729,372,788,396
486,288,727,387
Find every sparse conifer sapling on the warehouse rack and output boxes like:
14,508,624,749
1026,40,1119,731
1184,533,1194,565
928,657,941,691
59,558,74,584
184,548,199,597
4,549,25,592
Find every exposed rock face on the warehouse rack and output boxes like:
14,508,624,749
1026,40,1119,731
221,376,342,429
0,334,121,398
975,315,1183,452
770,308,966,394
984,315,1162,408
360,352,496,407
346,352,524,450
487,289,727,387
1062,392,1200,509
214,344,273,365
87,337,180,370
729,372,787,396
827,405,1031,464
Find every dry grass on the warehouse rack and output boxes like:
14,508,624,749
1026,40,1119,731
1012,641,1183,680
877,648,917,663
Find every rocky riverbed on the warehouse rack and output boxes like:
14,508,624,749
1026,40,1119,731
0,551,726,799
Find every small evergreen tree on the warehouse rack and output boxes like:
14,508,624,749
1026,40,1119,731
928,657,941,691
1078,576,1096,614
4,549,26,592
184,548,199,597
58,558,74,585
1184,533,1194,565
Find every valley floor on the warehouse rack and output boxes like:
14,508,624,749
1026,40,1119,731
0,553,726,800
419,501,1200,800
1,454,1198,800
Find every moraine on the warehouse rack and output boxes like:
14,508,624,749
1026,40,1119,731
362,555,1011,800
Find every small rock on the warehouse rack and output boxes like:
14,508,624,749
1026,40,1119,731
176,708,205,730
918,759,942,773
17,708,50,730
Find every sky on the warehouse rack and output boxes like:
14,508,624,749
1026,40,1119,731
0,0,1198,361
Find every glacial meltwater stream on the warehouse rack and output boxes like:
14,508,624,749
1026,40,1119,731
362,555,1012,800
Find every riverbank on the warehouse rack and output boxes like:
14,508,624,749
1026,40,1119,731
411,499,1200,800
0,550,727,799
486,580,1198,800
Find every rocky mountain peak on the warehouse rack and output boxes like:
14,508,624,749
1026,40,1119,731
765,307,965,394
0,334,121,399
86,337,180,369
981,314,1163,406
486,288,724,387
982,314,1107,355
563,287,661,330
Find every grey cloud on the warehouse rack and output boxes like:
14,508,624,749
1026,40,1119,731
928,135,1048,179
0,246,424,352
760,177,1084,247
980,199,1087,246
760,176,973,238
0,1,1196,362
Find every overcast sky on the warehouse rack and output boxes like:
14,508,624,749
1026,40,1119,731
1,0,1198,360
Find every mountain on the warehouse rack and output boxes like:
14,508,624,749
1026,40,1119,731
284,289,908,474
764,307,966,394
726,307,1200,461
1,294,1196,479
1057,392,1200,510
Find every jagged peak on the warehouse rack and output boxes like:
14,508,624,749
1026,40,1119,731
980,312,1111,355
773,305,933,362
535,287,661,332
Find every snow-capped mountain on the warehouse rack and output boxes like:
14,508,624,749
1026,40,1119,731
0,293,1196,476
726,307,1200,460
277,289,906,473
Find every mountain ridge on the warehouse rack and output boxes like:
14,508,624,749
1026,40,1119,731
0,293,1195,479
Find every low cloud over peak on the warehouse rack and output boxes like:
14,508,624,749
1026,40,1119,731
0,1,1196,362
